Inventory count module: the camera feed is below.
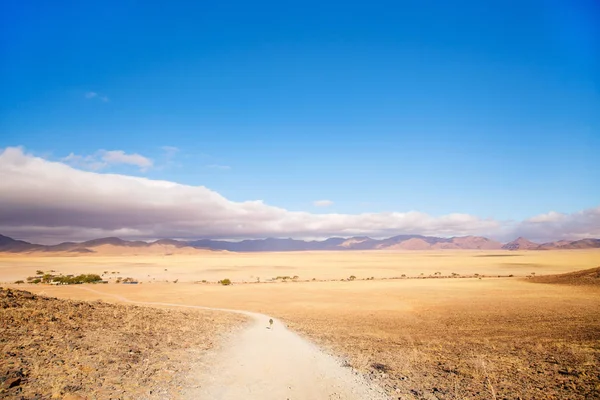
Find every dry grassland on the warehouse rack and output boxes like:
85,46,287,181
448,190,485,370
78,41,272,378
3,250,600,399
0,287,245,399
1,249,599,284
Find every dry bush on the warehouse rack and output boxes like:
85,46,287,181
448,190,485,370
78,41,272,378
0,287,245,399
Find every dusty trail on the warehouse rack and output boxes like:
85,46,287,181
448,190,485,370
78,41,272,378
77,287,390,400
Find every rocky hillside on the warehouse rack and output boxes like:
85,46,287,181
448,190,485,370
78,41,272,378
0,287,244,399
502,237,540,250
529,267,600,286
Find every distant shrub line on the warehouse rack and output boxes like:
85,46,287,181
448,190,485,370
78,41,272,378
23,272,103,285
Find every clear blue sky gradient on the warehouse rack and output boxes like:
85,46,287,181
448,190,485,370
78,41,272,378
1,0,599,221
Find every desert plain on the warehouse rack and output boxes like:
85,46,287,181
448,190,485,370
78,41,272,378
2,249,600,399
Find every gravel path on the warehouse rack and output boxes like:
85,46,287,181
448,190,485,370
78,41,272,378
78,287,390,400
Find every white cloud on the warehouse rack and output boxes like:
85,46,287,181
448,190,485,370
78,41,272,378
84,91,109,102
62,149,153,172
161,146,179,158
515,207,600,242
0,147,597,243
207,164,231,170
62,152,106,171
313,200,334,207
99,150,153,170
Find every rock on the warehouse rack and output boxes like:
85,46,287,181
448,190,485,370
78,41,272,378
2,377,21,389
63,394,87,400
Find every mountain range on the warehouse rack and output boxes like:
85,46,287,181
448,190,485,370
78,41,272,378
1,234,599,254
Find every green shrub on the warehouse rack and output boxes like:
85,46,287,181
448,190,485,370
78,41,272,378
51,274,102,285
35,270,44,275
14,280,24,284
219,279,232,286
31,278,41,284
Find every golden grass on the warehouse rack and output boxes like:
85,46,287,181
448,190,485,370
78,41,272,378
1,249,599,284
0,287,246,399
3,250,600,399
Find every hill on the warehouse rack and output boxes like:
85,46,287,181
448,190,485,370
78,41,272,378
0,234,43,252
0,287,243,399
529,267,600,286
537,238,600,250
0,234,599,254
502,237,540,250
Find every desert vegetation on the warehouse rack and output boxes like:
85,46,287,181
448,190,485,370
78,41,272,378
0,287,245,399
24,271,103,285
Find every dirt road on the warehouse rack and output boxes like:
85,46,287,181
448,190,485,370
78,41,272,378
77,287,389,400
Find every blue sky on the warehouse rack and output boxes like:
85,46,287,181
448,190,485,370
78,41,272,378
1,0,599,238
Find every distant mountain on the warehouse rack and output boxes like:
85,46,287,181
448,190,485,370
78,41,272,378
502,237,540,250
0,234,42,252
80,237,148,248
152,239,190,248
549,238,600,250
0,234,598,254
565,239,600,249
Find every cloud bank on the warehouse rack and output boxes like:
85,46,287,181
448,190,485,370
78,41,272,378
0,147,598,244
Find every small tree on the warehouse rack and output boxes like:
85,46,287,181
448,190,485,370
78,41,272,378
35,270,44,275
349,275,356,281
14,280,24,284
219,278,232,286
